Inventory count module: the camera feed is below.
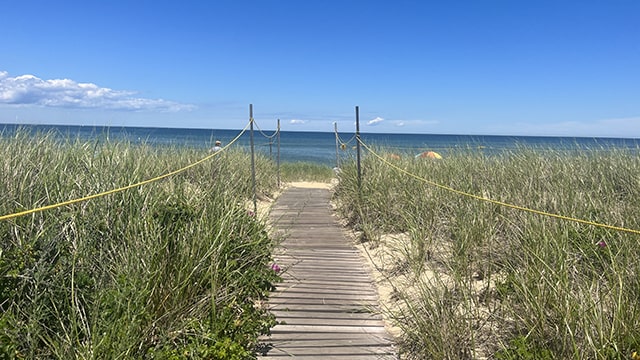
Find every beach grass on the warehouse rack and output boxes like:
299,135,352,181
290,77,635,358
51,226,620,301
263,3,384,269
279,161,334,183
333,146,640,359
0,130,281,359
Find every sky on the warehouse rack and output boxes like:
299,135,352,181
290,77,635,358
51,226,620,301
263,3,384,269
1,0,639,137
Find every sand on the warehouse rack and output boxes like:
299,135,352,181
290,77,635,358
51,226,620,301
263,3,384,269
286,181,334,189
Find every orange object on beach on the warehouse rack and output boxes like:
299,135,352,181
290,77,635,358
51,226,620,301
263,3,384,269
416,151,442,159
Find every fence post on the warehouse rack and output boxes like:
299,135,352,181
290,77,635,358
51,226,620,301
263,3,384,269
334,122,340,169
276,118,281,188
355,106,362,192
249,104,257,215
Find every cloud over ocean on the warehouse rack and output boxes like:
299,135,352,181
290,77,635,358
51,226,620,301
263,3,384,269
0,71,194,112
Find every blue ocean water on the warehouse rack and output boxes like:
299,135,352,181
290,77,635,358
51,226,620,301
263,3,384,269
2,123,639,166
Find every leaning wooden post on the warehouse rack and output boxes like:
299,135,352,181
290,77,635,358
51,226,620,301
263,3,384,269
249,104,258,215
276,118,281,188
355,106,362,192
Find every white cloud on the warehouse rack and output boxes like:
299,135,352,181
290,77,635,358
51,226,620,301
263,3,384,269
290,119,306,125
392,119,438,128
366,117,384,126
0,70,194,112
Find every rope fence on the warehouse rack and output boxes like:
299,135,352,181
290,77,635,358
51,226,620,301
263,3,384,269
1,103,289,222
254,119,279,140
0,121,251,222
356,137,640,236
253,118,281,161
335,131,357,148
4,102,636,238
333,123,359,168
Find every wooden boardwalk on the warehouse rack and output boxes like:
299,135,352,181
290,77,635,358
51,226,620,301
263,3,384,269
258,186,396,359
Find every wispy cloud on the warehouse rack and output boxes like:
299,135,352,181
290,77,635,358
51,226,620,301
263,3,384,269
0,71,194,112
497,117,640,138
392,119,439,127
367,117,384,126
290,119,306,125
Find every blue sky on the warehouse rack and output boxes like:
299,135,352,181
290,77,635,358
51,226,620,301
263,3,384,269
1,1,639,137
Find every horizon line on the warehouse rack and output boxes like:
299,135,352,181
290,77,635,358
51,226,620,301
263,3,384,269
1,121,639,140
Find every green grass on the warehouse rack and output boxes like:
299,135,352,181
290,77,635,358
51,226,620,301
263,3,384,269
333,147,640,359
279,161,334,183
0,130,281,359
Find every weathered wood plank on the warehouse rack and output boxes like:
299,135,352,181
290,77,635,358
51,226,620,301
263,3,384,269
275,284,379,294
272,311,383,321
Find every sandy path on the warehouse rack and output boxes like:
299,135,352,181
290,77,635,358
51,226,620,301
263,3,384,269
285,181,333,189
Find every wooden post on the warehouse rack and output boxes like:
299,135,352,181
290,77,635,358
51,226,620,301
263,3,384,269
355,106,362,191
249,104,257,215
276,118,281,188
334,122,339,169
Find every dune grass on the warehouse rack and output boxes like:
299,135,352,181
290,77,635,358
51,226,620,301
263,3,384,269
279,161,334,183
0,130,281,359
333,146,640,359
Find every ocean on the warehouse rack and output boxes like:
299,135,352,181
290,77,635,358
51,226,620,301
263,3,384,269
2,123,639,166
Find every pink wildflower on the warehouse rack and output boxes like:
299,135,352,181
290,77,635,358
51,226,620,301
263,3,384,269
596,240,607,248
270,263,282,273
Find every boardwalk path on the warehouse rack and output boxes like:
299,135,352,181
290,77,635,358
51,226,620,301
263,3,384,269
258,185,396,359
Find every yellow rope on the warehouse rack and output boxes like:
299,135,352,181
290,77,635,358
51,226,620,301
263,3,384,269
253,119,279,139
0,122,250,222
334,128,357,146
359,140,640,235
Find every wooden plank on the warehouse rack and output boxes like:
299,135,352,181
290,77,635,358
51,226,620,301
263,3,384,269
271,311,383,321
270,292,380,301
263,347,394,357
275,283,378,293
258,356,395,360
268,298,379,307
